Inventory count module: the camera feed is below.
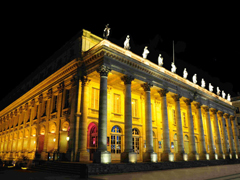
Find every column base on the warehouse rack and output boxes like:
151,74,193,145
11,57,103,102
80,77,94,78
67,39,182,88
79,151,90,162
208,152,216,160
188,152,198,161
217,153,223,159
161,152,174,162
175,152,188,161
93,151,111,164
143,152,158,162
198,153,208,160
121,152,137,163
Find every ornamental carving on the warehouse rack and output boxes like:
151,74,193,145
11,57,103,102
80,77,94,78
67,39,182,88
47,89,52,99
38,94,43,103
121,75,134,85
97,65,111,77
223,113,229,119
158,88,169,97
141,82,153,91
210,108,217,114
203,106,210,112
183,98,193,105
31,99,35,107
193,102,202,109
230,115,235,120
217,111,224,116
172,94,182,101
58,82,64,93
81,76,91,86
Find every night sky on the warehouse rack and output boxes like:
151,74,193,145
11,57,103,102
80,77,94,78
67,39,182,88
1,4,239,103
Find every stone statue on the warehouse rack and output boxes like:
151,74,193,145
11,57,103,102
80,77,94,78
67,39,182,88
171,62,177,73
222,90,226,99
217,87,221,96
183,68,188,79
142,46,149,59
124,35,130,50
227,94,231,101
209,83,214,92
192,74,197,84
158,54,163,66
201,78,206,88
103,24,110,39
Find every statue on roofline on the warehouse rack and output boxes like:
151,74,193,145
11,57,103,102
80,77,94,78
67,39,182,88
183,68,188,79
217,87,221,96
192,74,197,84
201,78,206,88
222,90,226,99
124,35,130,50
209,83,214,92
171,62,177,73
103,24,110,39
158,54,163,66
142,46,149,59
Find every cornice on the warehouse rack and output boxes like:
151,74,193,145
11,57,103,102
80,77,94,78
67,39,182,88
0,60,78,117
82,41,232,110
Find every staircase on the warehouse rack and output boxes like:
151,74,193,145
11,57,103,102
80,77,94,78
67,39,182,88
30,161,88,176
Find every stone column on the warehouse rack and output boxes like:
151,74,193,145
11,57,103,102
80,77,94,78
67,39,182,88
78,76,90,162
211,108,223,159
224,114,236,159
159,89,173,161
141,82,157,162
121,75,137,163
230,115,240,158
172,94,186,161
93,65,111,164
203,107,215,160
194,103,207,160
218,111,229,159
184,99,197,161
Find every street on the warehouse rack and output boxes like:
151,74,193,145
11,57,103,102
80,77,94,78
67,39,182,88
0,164,240,180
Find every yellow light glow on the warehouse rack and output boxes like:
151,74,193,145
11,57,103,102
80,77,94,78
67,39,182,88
183,154,188,161
206,154,209,160
21,167,28,170
169,153,174,162
215,154,218,160
53,138,56,142
66,136,70,141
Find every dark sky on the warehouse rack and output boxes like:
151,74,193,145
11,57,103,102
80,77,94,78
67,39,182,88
1,4,240,103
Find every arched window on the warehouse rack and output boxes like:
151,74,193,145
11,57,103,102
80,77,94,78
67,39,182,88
132,128,140,154
111,125,122,154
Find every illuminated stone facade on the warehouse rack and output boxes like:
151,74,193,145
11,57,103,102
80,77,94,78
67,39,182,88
0,29,239,163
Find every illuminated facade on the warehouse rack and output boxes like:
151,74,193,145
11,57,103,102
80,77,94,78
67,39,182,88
232,96,240,147
0,29,239,164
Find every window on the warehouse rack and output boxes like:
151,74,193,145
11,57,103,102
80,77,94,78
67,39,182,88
42,101,47,117
52,96,57,113
173,109,176,125
174,133,178,153
236,107,240,114
132,128,140,154
113,94,121,114
111,126,122,154
91,88,99,109
193,115,195,129
182,112,187,127
132,99,138,117
184,135,189,154
64,90,70,109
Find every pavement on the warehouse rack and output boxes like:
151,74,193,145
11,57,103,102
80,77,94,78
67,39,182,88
0,163,240,180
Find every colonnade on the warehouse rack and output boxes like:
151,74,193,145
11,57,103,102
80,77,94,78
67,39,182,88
78,65,240,164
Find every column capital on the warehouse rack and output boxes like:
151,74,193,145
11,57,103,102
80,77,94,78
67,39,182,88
158,88,169,97
223,113,230,119
58,82,65,93
183,98,193,105
230,115,235,120
121,75,134,84
141,82,153,91
172,94,182,101
47,89,52,99
31,99,35,107
81,76,91,86
217,111,224,116
97,65,111,77
38,94,43,104
202,106,210,112
193,102,202,109
210,108,217,114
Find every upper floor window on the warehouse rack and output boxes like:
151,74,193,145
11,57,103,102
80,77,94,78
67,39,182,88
91,88,99,109
132,99,138,117
113,94,121,114
64,90,70,109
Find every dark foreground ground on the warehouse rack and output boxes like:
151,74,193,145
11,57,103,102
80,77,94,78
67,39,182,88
1,163,240,180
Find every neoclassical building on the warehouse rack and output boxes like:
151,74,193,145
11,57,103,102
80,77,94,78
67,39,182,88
0,29,239,164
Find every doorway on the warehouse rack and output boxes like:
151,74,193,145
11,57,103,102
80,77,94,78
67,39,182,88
87,122,98,161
